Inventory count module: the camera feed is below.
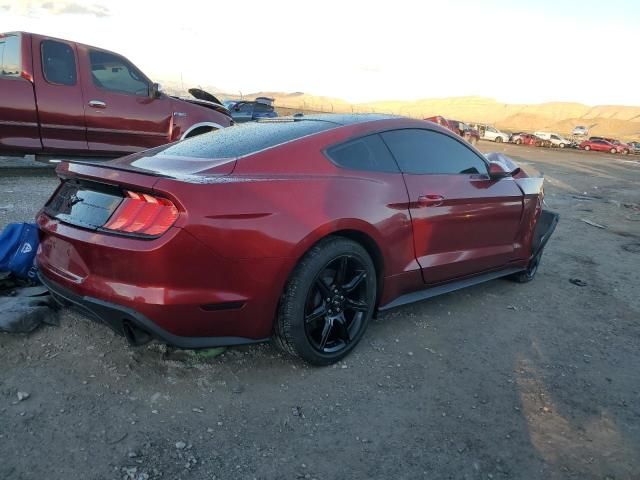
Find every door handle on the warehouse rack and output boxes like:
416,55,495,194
88,100,106,108
417,194,445,207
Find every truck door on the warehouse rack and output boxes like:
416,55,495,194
31,36,88,153
78,46,172,154
0,33,42,153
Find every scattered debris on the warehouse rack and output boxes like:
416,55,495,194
175,441,186,450
581,218,606,229
17,391,30,401
0,294,59,333
569,278,588,287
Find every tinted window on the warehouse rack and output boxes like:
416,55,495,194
326,134,399,173
0,34,21,76
41,40,76,85
126,119,337,160
89,50,148,96
253,103,273,113
381,129,488,175
236,103,254,113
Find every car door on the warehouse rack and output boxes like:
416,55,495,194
31,37,88,152
381,128,524,285
78,46,172,154
593,140,608,152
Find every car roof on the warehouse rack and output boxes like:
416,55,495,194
259,113,402,127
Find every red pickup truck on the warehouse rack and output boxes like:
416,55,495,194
0,32,233,159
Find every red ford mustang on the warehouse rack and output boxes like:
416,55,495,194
37,115,558,365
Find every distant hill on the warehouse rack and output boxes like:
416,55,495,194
244,93,640,140
163,85,640,140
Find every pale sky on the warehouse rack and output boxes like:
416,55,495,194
2,0,639,105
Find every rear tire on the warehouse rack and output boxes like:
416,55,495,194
584,145,591,151
515,139,522,145
495,137,503,143
610,148,617,154
273,237,377,365
559,143,566,148
510,252,542,283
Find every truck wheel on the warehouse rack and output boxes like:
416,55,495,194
273,237,377,365
184,126,217,139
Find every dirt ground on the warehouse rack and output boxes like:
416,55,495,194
1,143,639,480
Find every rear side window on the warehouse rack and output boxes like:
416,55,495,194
41,40,77,85
326,134,399,173
89,50,149,96
0,34,21,76
381,129,488,175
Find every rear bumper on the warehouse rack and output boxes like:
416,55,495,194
40,272,268,349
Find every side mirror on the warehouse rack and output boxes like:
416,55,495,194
488,161,512,179
150,83,162,99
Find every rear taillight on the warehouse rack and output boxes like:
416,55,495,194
103,191,178,236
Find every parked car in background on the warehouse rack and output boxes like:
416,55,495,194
36,114,557,365
572,126,589,136
510,133,550,147
534,132,573,148
579,139,619,153
627,141,640,154
0,32,233,159
444,119,479,145
424,116,457,133
226,97,278,123
589,137,632,154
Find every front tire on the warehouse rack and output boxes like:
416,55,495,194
584,145,591,151
511,251,542,283
610,148,617,154
495,137,503,143
274,237,377,365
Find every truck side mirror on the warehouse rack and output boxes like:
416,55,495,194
150,83,162,99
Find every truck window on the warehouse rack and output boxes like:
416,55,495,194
89,50,149,96
0,34,21,76
41,40,77,86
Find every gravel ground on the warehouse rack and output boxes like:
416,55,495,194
1,144,639,480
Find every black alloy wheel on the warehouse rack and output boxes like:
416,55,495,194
304,255,369,354
274,237,376,365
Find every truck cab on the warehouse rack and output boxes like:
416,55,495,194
0,32,233,158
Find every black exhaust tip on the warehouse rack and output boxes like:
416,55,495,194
122,320,153,347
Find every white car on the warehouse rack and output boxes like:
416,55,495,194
572,126,588,136
534,132,572,148
481,126,510,143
